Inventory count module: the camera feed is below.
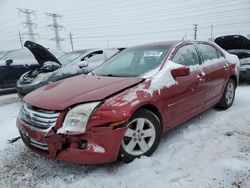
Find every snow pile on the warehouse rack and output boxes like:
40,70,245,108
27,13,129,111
54,64,81,76
224,51,240,67
213,42,240,74
31,72,52,84
109,61,183,107
147,60,182,96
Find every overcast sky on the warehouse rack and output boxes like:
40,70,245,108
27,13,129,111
0,0,249,52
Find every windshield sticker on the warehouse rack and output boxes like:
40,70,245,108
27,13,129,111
143,51,163,57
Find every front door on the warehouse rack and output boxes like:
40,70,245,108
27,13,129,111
162,44,207,129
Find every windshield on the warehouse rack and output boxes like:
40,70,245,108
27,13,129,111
93,46,170,77
58,50,88,65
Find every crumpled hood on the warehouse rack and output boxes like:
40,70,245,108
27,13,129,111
24,41,61,65
24,75,143,110
215,35,250,50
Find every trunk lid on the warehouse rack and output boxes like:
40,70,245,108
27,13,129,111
215,35,250,50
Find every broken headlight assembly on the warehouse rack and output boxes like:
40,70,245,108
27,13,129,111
57,102,101,135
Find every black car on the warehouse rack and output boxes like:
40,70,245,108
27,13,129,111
215,35,250,82
0,48,41,91
16,42,122,97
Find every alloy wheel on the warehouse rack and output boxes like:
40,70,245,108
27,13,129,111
122,118,156,156
225,82,235,105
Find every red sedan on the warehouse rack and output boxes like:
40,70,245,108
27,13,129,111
17,40,239,164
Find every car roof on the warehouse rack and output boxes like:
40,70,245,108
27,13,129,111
65,49,92,54
132,41,180,48
131,40,215,49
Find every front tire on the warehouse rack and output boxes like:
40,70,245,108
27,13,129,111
119,109,161,163
216,78,236,109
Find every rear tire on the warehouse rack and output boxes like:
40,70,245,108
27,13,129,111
119,109,161,163
216,78,236,109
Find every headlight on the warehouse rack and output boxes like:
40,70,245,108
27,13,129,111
57,102,101,135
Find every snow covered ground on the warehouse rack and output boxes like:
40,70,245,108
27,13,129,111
0,93,20,106
0,86,250,188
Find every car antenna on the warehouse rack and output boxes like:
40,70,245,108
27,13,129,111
181,32,187,40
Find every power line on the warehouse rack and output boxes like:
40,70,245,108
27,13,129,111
0,16,19,25
46,13,65,49
62,0,243,21
17,8,38,42
63,7,250,31
72,21,249,39
65,11,250,33
63,0,240,18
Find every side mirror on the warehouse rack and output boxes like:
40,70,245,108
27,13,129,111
6,59,13,66
171,66,190,77
78,61,88,68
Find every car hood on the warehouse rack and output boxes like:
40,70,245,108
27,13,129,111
215,35,250,50
24,41,61,65
24,75,144,110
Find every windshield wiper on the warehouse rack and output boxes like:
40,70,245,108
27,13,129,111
98,74,138,77
99,74,117,77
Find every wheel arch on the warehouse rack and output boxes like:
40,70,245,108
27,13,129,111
135,104,163,130
230,75,238,88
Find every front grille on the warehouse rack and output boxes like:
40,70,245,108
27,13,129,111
20,130,49,151
29,137,49,151
19,103,60,130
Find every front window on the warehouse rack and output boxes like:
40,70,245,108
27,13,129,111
58,51,88,65
172,44,199,66
93,46,170,77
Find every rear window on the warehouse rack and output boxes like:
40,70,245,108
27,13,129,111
197,44,221,61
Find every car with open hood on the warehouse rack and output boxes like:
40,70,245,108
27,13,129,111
17,40,239,164
16,42,121,97
215,35,250,82
0,45,63,92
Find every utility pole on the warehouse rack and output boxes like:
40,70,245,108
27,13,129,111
107,39,110,48
193,24,198,40
17,8,38,42
46,13,64,49
18,31,23,48
69,32,74,51
210,24,214,41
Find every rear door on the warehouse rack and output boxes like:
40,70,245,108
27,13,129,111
164,44,207,128
196,43,228,106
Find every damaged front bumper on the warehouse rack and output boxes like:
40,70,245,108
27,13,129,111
16,117,127,164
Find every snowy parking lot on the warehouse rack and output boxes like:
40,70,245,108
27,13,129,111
0,86,250,188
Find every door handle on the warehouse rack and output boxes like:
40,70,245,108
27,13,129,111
23,64,29,68
197,74,203,78
197,74,204,81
